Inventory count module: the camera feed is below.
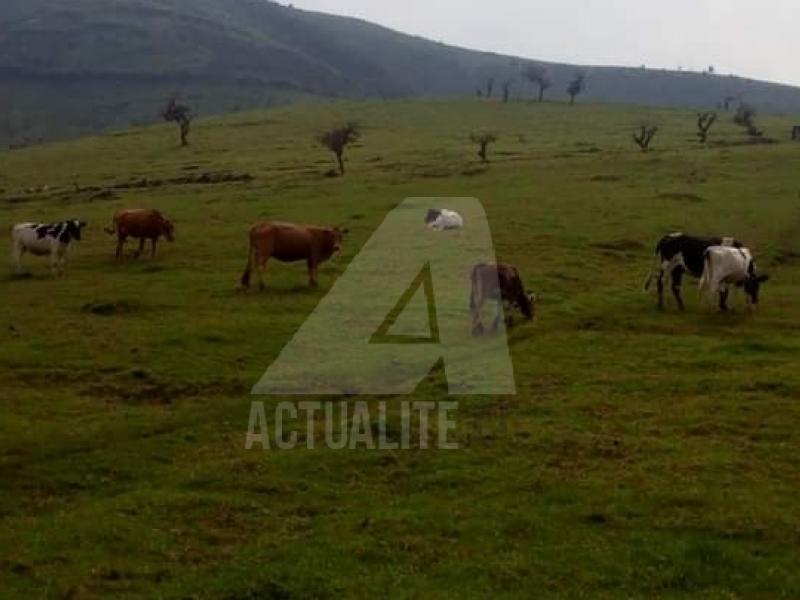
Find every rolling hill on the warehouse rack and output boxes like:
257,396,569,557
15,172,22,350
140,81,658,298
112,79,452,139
2,0,800,146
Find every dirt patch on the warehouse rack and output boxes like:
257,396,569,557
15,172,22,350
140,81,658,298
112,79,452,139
83,370,250,404
657,192,705,203
461,166,488,176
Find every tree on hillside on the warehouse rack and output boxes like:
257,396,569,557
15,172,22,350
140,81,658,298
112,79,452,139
632,125,658,152
502,80,514,103
161,97,193,147
567,73,587,105
486,77,496,99
318,122,360,175
470,132,497,163
733,104,762,137
696,112,717,143
525,64,552,102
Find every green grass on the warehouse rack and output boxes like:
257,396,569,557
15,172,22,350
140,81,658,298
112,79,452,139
1,99,800,599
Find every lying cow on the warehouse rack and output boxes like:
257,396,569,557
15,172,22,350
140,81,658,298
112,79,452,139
425,209,464,231
470,263,536,335
644,232,743,310
105,208,175,260
240,221,347,289
699,246,769,311
11,220,87,276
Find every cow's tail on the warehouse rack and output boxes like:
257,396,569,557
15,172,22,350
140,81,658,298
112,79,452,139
103,216,117,235
698,250,712,295
240,242,255,288
643,240,663,292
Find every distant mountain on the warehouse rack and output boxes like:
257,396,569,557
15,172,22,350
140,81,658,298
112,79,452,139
1,0,799,146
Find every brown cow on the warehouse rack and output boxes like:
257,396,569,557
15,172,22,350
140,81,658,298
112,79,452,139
240,221,347,289
470,263,536,335
105,208,175,260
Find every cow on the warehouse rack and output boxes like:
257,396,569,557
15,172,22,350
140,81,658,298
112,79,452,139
425,209,464,231
11,220,87,276
240,221,347,289
699,246,769,311
104,208,175,260
792,126,800,141
470,263,536,336
644,233,744,310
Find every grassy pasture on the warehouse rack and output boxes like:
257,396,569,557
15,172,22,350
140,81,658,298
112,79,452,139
1,99,800,598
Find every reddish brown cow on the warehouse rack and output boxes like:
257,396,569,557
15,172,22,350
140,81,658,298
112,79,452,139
105,208,175,260
240,221,347,289
470,263,536,335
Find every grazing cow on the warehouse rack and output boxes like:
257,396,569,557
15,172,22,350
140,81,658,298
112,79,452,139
105,208,175,260
792,126,800,140
644,233,743,310
240,221,347,289
699,246,769,311
425,209,464,231
470,263,536,335
11,220,87,276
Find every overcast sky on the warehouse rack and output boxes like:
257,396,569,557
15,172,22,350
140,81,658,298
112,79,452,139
288,0,798,86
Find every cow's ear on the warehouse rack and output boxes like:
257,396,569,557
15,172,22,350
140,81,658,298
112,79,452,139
339,227,350,235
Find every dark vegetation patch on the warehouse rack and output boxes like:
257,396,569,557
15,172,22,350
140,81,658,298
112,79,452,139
592,239,645,252
590,175,621,183
657,192,705,203
772,248,800,266
461,166,488,176
83,369,249,404
81,300,142,316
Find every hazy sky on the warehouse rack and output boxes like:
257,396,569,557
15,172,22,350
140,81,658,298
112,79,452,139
289,0,798,86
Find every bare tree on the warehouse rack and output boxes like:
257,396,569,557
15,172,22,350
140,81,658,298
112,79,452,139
633,125,658,152
567,73,587,105
502,80,514,103
696,112,717,143
318,122,360,175
733,104,762,137
471,132,497,163
486,77,496,99
162,97,193,146
525,64,552,102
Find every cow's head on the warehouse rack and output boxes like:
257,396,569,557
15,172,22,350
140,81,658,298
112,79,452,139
425,209,442,225
329,227,348,254
68,220,88,241
163,219,175,242
517,290,537,321
740,273,769,305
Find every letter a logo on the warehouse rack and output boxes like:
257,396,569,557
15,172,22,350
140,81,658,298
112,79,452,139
252,198,516,395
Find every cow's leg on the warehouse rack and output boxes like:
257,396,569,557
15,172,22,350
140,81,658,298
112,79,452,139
471,307,484,336
307,259,319,287
50,246,62,277
116,235,126,260
656,270,665,310
11,242,25,274
151,237,158,259
256,258,268,291
671,268,686,311
719,286,730,312
491,300,504,333
134,238,145,260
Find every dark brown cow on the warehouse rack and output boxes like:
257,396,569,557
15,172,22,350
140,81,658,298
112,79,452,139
105,208,175,260
470,263,536,335
240,221,347,289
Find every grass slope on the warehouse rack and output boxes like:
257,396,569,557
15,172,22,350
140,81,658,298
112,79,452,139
1,99,800,598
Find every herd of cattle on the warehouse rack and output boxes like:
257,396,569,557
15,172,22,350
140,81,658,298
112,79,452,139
9,208,770,330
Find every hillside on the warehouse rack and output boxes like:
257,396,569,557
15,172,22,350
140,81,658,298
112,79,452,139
2,0,800,146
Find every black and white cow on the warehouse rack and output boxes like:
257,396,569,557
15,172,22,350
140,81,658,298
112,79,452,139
11,220,87,276
644,232,743,310
470,263,536,335
699,246,769,311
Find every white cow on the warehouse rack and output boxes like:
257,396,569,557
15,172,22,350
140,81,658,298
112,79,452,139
11,220,87,276
699,245,769,311
425,209,464,231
